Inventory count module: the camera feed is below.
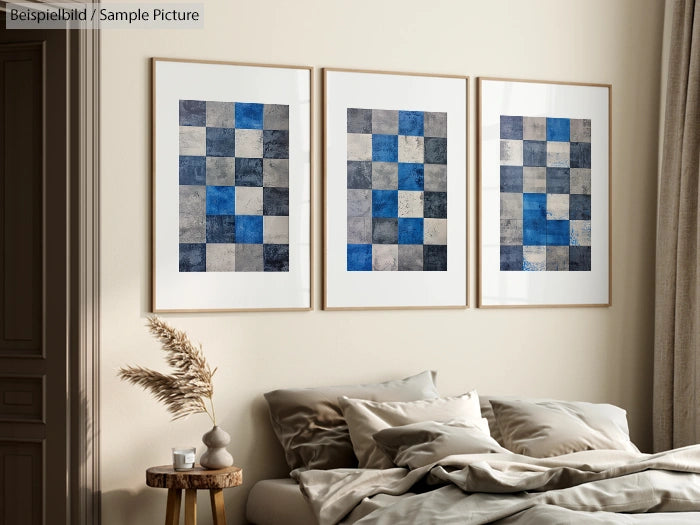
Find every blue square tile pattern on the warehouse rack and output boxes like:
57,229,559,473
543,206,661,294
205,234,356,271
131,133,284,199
178,99,289,272
398,163,424,191
372,134,399,162
206,186,235,215
500,114,592,271
347,244,373,271
346,107,448,271
399,111,424,136
398,218,424,244
372,190,399,218
235,102,264,129
235,215,263,244
546,118,570,142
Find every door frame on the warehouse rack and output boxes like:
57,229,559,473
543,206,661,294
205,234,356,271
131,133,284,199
1,2,101,523
71,22,101,525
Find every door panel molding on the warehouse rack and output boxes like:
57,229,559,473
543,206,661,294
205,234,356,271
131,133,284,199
0,440,42,525
0,376,43,423
0,40,42,358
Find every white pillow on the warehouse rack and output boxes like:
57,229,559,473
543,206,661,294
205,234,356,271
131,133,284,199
339,391,484,469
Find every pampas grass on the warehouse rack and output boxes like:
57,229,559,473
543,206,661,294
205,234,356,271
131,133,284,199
118,317,218,424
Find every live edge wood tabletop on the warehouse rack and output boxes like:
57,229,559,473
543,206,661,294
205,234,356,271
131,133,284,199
146,465,243,525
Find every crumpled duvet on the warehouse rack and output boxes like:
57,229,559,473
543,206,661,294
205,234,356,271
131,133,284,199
293,445,700,524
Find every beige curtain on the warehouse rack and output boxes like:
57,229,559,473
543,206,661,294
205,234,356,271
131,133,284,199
654,0,700,452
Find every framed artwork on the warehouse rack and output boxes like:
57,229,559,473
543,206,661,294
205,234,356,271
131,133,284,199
323,68,468,310
478,78,611,307
152,58,312,312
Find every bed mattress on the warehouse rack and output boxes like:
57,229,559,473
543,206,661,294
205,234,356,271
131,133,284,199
246,478,317,525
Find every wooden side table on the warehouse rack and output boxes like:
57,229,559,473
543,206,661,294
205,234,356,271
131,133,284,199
146,465,242,525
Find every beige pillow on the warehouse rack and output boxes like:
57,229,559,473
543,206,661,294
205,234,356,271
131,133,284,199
490,398,639,458
373,419,506,469
339,391,483,469
264,371,439,471
479,395,503,444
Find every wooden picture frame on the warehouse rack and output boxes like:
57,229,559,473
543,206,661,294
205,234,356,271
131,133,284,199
152,58,313,312
323,68,469,310
477,77,612,307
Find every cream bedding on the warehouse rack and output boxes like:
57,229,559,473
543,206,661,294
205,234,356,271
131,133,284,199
294,445,700,525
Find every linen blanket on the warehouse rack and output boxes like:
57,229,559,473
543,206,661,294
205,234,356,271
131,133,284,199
294,446,700,524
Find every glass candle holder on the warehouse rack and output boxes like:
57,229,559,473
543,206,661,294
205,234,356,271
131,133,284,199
172,446,196,471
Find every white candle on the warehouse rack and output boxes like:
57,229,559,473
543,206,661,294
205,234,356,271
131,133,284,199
172,447,196,471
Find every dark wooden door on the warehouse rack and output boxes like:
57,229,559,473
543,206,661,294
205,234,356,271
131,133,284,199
0,14,71,525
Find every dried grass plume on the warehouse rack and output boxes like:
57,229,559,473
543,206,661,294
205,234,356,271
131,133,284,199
118,316,218,424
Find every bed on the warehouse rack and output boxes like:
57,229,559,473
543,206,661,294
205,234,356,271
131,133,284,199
247,478,317,524
246,371,700,524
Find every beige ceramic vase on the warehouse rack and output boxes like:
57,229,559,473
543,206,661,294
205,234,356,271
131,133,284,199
200,426,233,469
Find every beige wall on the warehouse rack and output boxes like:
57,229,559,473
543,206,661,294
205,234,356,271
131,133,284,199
100,1,665,523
